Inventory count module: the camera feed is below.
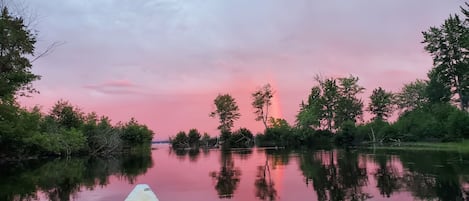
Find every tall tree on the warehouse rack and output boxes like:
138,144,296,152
395,80,428,112
252,84,274,130
210,94,241,133
422,6,469,110
297,75,364,132
295,86,322,129
334,75,365,127
426,68,452,104
0,7,39,103
368,87,394,121
317,77,339,131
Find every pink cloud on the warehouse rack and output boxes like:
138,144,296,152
18,1,464,140
84,80,142,95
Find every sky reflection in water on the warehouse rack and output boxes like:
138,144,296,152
2,145,469,201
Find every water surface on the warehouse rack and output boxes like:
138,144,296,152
2,145,469,201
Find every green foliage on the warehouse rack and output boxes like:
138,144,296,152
171,131,188,149
257,118,292,147
368,87,394,120
296,86,322,129
334,76,365,127
319,77,339,131
423,6,469,110
0,100,154,158
297,75,364,132
395,80,428,112
0,102,87,156
0,103,42,156
188,128,201,147
82,115,122,156
426,69,452,104
210,94,241,133
25,128,86,155
0,7,40,102
392,103,462,142
0,5,154,159
120,118,154,146
356,119,394,142
200,132,218,148
229,128,254,148
257,118,330,147
334,121,357,146
251,84,274,129
48,100,84,129
446,109,469,139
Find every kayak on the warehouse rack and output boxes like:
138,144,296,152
125,184,160,201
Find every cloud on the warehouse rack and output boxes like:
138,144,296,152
23,0,465,139
84,80,141,95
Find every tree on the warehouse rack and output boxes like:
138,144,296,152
0,6,39,103
230,128,254,148
83,115,122,156
48,100,84,129
210,94,241,133
252,84,274,130
297,75,364,132
334,120,357,145
120,118,154,146
334,75,365,127
296,86,322,129
422,5,469,111
187,128,201,147
171,131,188,149
395,80,428,112
318,77,339,131
426,68,452,104
368,87,394,121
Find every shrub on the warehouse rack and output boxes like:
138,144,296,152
230,128,254,148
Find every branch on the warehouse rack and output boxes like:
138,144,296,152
32,41,65,62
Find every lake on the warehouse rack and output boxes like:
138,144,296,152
1,144,469,201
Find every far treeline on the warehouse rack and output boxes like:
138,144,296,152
171,4,469,149
0,6,154,160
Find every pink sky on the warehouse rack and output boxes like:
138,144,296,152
18,1,465,140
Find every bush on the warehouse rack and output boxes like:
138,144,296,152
25,128,86,155
171,131,188,149
446,109,469,140
392,103,456,142
188,129,201,147
120,118,154,146
48,100,84,129
200,133,218,148
230,128,254,148
334,121,357,146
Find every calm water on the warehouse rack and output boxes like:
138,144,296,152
2,145,469,201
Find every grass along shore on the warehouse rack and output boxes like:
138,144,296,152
365,141,469,152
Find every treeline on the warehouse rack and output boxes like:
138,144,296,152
171,3,469,149
170,128,254,149
0,100,154,159
0,6,154,160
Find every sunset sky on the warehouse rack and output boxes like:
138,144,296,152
19,0,464,139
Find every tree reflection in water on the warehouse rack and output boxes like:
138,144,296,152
0,150,153,201
373,154,402,197
300,150,371,201
210,151,241,199
255,159,277,200
398,150,469,201
253,148,291,201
